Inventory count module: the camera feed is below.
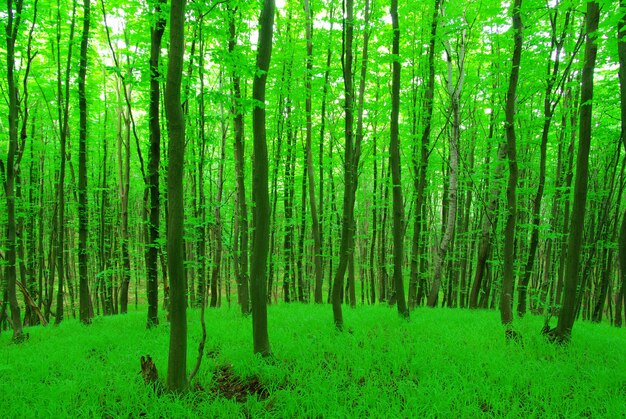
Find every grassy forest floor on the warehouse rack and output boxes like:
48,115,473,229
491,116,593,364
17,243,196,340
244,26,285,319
1,304,625,418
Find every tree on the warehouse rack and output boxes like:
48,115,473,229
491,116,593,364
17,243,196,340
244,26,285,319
426,12,466,308
165,0,188,392
146,0,166,328
617,0,626,328
250,0,275,357
77,0,92,325
3,0,26,342
227,5,250,315
55,0,77,325
389,0,409,318
408,0,440,309
500,0,522,327
517,4,574,318
302,0,323,304
332,0,356,331
551,0,600,342
353,0,371,306
100,0,144,315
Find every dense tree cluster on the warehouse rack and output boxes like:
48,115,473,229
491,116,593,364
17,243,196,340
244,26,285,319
2,0,625,370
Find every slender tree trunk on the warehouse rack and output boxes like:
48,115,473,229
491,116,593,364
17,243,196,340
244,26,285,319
283,86,295,303
553,1,599,342
117,87,132,314
210,105,227,308
55,0,76,325
267,62,287,305
379,162,390,303
616,0,626,328
146,0,166,328
332,0,356,331
459,135,475,308
389,0,409,318
469,106,502,309
500,0,522,326
250,0,275,357
3,0,25,341
592,246,612,323
194,23,208,310
369,113,379,305
16,0,38,327
99,105,112,316
227,8,250,315
410,0,439,308
297,160,307,303
302,0,323,304
77,0,92,324
518,8,572,317
165,0,187,392
427,27,465,308
318,10,334,302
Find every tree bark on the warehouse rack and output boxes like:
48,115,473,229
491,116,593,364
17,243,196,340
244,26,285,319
210,104,226,308
250,0,275,357
55,0,77,325
427,24,465,308
500,0,522,326
409,0,439,308
616,0,626,328
165,0,188,392
332,0,356,331
303,0,323,304
117,83,132,315
4,0,25,341
517,7,573,318
389,0,409,318
318,9,334,304
146,0,166,328
227,7,250,315
553,0,599,342
77,0,92,324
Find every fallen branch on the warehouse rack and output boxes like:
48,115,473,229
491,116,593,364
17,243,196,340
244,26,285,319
17,280,47,326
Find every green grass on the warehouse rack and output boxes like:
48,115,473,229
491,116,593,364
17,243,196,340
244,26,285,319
1,304,625,418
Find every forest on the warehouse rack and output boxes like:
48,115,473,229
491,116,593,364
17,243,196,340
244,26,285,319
2,0,626,414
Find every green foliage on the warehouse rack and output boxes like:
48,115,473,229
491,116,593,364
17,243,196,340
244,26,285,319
1,305,624,417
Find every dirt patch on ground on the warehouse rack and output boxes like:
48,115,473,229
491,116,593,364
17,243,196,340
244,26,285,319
210,364,269,403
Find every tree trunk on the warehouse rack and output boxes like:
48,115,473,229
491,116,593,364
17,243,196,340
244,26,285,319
283,86,295,303
146,0,166,328
369,113,379,305
591,246,611,323
296,160,307,303
117,85,132,315
210,105,226,308
4,0,25,341
332,0,356,331
318,9,334,304
165,0,188,392
55,0,77,325
518,7,572,318
77,0,92,324
500,0,522,326
553,0,599,342
427,25,465,308
250,0,275,357
616,0,626,328
409,0,440,309
302,0,323,304
389,0,409,318
228,8,250,315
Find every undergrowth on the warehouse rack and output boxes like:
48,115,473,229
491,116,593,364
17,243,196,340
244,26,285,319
1,304,625,417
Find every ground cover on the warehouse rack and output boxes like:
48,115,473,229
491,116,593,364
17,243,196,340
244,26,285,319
1,304,624,417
